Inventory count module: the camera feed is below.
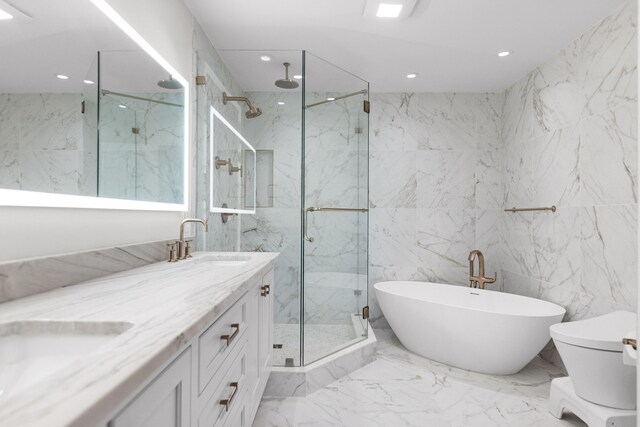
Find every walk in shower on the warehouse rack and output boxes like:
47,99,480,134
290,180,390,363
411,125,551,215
195,49,369,367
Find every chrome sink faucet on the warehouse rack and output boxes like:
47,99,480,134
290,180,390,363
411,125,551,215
468,250,497,289
168,218,208,262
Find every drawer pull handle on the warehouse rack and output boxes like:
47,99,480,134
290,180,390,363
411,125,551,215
220,323,240,346
261,285,271,297
219,381,239,412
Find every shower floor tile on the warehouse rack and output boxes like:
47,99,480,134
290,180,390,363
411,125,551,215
253,329,586,427
273,323,359,366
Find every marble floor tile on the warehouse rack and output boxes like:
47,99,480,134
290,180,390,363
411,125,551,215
254,329,584,427
273,323,359,367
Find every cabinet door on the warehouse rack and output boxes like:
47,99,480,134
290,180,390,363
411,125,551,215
246,269,274,425
109,348,191,427
245,278,260,418
259,269,274,382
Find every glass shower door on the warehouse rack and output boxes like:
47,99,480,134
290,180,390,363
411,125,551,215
302,52,369,365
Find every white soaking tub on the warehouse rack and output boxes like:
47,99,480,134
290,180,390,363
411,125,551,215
374,281,566,375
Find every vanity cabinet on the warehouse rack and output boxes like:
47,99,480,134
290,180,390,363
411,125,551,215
106,268,274,427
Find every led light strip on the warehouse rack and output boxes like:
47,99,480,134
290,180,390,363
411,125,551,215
209,106,256,214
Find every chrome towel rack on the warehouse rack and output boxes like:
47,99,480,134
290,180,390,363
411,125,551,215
304,207,369,242
504,205,556,213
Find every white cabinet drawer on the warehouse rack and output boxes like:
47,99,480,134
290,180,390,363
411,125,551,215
198,293,248,394
198,338,248,427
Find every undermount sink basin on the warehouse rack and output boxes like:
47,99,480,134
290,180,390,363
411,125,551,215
0,320,133,400
192,254,253,267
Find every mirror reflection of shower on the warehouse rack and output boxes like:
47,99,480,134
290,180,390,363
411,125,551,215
98,89,184,203
157,75,183,89
101,89,184,108
222,92,262,118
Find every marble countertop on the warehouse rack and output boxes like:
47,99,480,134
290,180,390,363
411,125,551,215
0,251,279,427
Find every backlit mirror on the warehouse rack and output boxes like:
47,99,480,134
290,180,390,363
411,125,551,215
210,106,256,213
0,0,188,210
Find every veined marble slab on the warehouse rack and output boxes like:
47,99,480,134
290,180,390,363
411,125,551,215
0,239,180,304
0,251,279,427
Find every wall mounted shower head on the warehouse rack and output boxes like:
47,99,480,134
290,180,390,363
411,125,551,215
222,92,262,119
245,107,262,119
275,63,299,89
157,75,183,89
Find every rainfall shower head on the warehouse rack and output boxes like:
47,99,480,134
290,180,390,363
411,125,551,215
223,92,262,119
157,75,183,90
275,62,299,89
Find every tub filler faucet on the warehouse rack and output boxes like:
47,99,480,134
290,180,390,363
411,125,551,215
468,250,497,289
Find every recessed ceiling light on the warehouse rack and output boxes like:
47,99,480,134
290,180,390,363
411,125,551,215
0,8,13,19
56,74,69,80
118,104,127,109
376,3,403,18
364,0,417,20
406,73,418,79
83,79,95,85
277,101,285,105
293,75,302,80
260,55,271,62
326,97,336,101
498,51,512,57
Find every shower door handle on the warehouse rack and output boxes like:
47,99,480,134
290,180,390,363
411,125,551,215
304,208,316,242
304,206,368,243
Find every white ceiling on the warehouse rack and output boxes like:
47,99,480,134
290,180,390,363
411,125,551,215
184,0,629,92
0,0,180,94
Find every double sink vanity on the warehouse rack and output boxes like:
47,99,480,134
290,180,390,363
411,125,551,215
0,251,277,427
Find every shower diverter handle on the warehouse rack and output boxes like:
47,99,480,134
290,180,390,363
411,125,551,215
304,206,369,243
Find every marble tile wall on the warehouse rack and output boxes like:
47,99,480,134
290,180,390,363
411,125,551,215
500,0,638,366
303,93,368,279
241,91,303,324
193,22,245,253
0,93,86,194
0,90,184,204
98,92,184,204
240,90,502,330
241,90,368,326
368,92,503,327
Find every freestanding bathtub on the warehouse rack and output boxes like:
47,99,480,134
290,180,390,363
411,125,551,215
374,281,566,375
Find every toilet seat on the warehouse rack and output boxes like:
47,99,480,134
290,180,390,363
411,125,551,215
550,311,636,351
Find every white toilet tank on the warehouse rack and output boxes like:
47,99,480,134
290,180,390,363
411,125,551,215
550,311,637,410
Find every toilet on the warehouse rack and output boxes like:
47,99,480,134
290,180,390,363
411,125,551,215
550,311,637,410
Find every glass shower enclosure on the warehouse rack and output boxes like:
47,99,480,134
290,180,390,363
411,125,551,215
302,52,369,365
198,49,369,367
